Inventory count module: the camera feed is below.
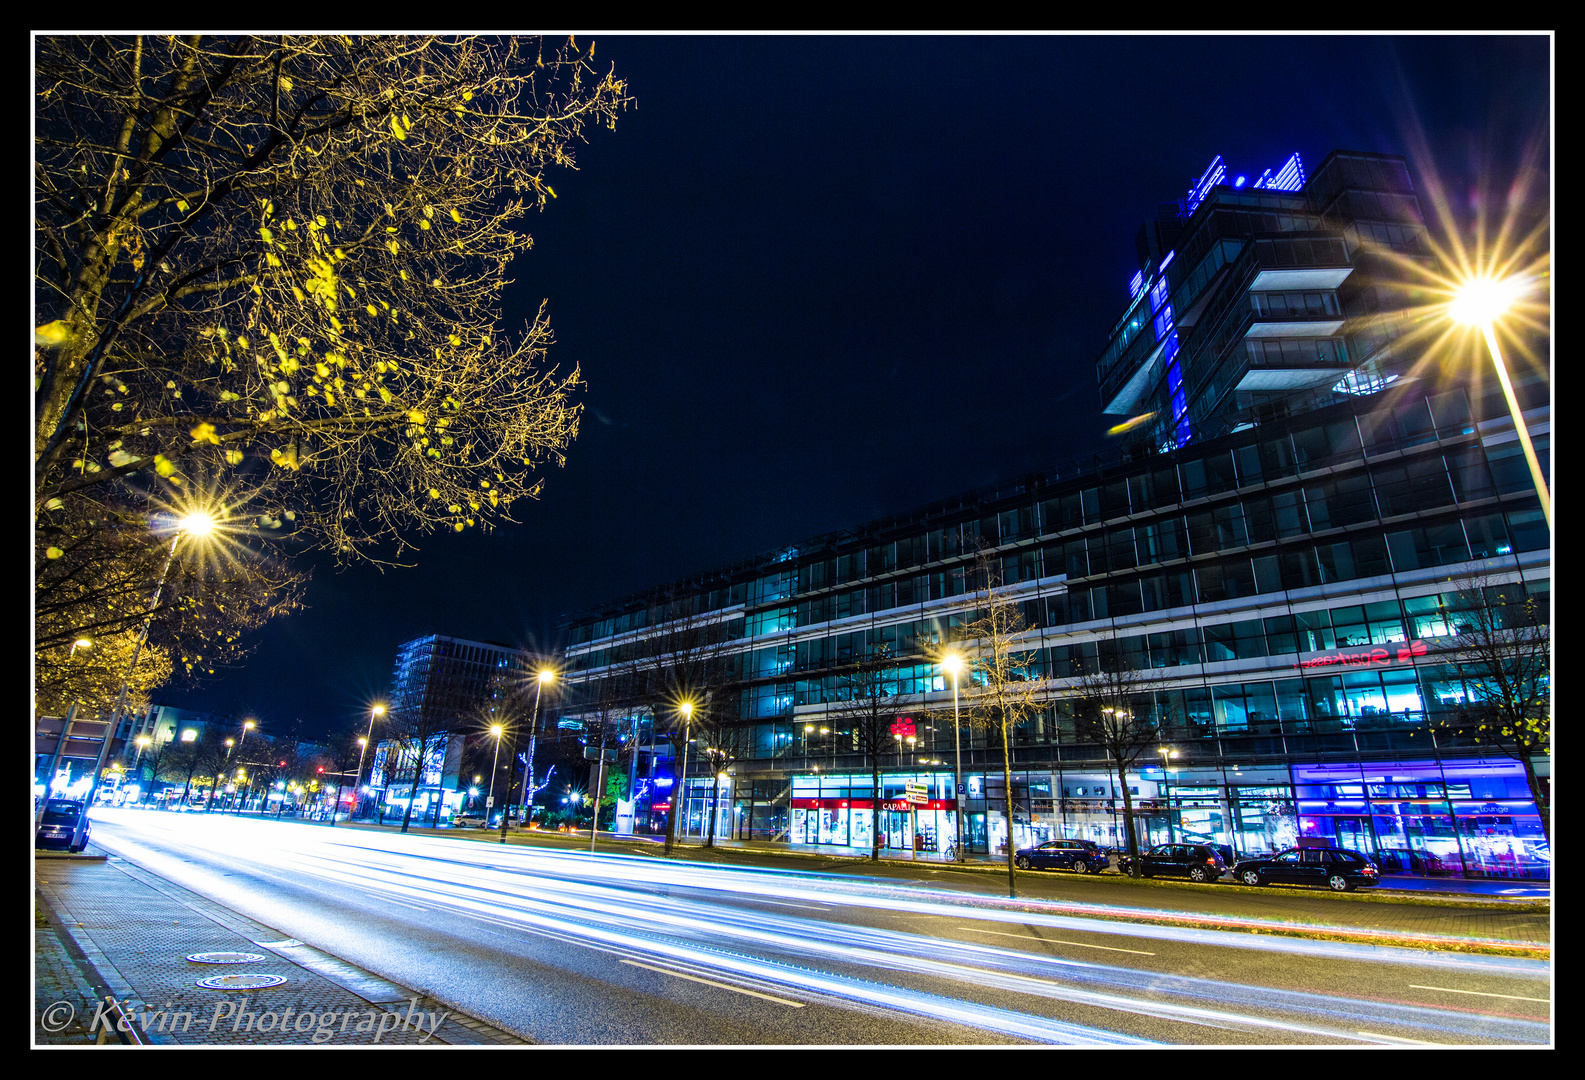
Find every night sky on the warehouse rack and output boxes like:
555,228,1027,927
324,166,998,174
156,34,1551,738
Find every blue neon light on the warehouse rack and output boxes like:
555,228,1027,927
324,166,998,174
1252,152,1305,193
1129,270,1144,300
1158,249,1176,273
1183,155,1226,217
1234,175,1246,188
1149,276,1170,315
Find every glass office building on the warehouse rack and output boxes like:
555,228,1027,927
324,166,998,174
561,150,1550,879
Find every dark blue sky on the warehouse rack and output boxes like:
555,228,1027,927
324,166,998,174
161,34,1551,737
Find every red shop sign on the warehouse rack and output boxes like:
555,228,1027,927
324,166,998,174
1296,639,1428,671
889,717,916,738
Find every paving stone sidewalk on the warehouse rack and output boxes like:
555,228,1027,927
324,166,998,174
34,853,528,1046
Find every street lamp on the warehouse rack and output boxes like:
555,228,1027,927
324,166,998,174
941,652,965,863
485,724,504,829
80,510,217,838
503,669,555,844
1449,274,1551,530
672,701,693,853
1156,746,1180,844
233,720,256,815
353,704,385,823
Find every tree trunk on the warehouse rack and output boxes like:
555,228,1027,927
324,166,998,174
1518,751,1551,845
871,758,882,861
1001,716,1016,899
704,768,718,849
1116,761,1140,876
663,732,683,857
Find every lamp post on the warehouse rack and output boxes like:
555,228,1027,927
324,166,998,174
1156,746,1180,844
354,704,385,821
941,653,966,863
485,724,503,829
233,720,256,815
675,701,693,851
1449,275,1551,530
78,510,215,844
502,669,554,844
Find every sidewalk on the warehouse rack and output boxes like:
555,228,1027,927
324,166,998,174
34,851,527,1046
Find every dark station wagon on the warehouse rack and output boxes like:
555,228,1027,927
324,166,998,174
1014,839,1112,874
1230,847,1382,891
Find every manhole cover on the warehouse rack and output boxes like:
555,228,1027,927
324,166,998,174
196,973,287,991
187,951,266,964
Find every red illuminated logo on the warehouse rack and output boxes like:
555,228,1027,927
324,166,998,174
1297,639,1428,671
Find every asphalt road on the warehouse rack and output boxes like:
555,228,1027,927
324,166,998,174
87,810,1551,1046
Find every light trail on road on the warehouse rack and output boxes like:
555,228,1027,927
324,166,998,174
86,810,1551,1046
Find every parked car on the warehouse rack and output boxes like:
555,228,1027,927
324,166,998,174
1180,835,1236,867
1118,843,1227,882
36,799,89,852
452,812,487,828
1229,847,1381,891
1014,839,1112,874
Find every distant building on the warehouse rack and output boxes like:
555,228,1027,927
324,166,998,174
374,634,525,820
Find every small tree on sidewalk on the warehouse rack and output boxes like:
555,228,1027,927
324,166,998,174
957,551,1046,898
824,641,914,861
1066,637,1159,876
1432,574,1551,843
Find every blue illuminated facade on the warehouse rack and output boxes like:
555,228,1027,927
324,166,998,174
1097,150,1417,452
559,148,1550,880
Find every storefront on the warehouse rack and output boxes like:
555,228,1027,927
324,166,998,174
1292,758,1548,879
784,772,957,854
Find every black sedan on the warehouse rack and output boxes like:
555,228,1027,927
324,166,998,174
36,799,89,852
1118,843,1227,882
1230,847,1382,891
1014,839,1111,874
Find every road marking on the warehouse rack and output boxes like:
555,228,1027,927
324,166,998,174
1355,1031,1445,1045
620,960,807,1007
748,899,832,911
1408,985,1550,1003
957,927,1155,956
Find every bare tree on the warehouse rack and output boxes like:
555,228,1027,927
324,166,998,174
1065,636,1161,876
956,551,1046,898
1432,574,1551,843
823,642,911,861
688,690,751,848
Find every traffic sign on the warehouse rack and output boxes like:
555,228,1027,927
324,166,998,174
904,782,929,806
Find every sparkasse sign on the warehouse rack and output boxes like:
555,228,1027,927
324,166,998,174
1295,638,1428,672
